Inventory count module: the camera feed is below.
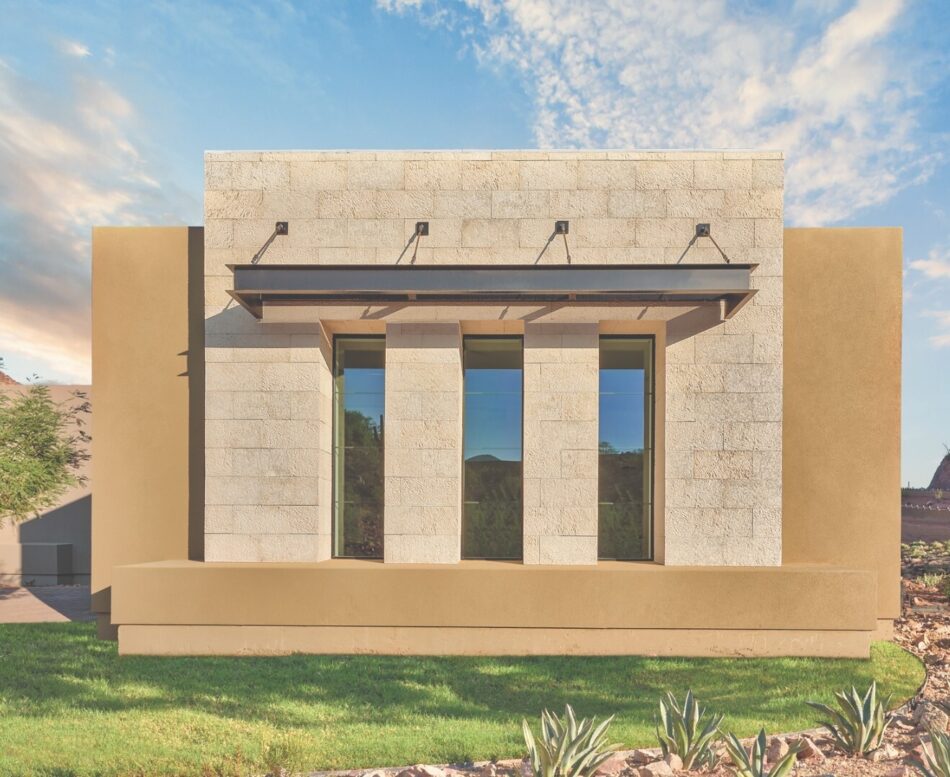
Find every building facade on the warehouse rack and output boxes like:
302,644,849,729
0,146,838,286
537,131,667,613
91,151,902,657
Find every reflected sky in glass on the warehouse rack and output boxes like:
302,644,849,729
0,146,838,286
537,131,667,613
464,339,522,462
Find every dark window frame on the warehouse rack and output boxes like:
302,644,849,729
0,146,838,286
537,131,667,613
597,334,656,562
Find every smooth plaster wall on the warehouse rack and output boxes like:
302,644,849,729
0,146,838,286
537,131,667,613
203,151,785,566
783,227,902,619
91,227,202,632
92,225,901,654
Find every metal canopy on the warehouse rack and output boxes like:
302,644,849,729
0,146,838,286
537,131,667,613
226,263,758,319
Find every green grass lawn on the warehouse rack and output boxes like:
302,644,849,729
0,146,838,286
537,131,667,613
0,623,924,777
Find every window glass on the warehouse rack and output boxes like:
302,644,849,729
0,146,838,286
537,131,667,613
599,337,654,560
463,337,523,559
333,337,385,558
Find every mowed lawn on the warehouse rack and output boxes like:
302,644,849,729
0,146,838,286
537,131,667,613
0,623,924,777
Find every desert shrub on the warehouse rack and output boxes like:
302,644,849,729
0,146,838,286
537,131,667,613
654,690,723,769
722,730,801,777
522,704,619,777
917,729,950,777
919,572,945,588
807,681,892,755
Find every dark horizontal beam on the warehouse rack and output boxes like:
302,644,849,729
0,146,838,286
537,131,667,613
227,263,757,319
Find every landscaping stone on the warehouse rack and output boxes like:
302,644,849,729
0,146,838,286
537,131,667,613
637,761,673,777
594,752,629,775
915,700,950,734
397,766,446,777
884,768,914,777
661,753,682,771
788,736,825,761
766,736,788,763
629,749,659,765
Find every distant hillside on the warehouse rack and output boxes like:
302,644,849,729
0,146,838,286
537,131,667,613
0,370,19,386
930,453,950,491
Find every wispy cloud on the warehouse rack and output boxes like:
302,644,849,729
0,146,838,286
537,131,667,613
57,39,91,58
910,246,950,279
0,55,194,383
381,0,946,225
924,310,950,348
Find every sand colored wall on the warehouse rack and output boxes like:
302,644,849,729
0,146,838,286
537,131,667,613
384,323,464,563
91,227,203,629
204,150,785,566
783,227,902,619
523,323,600,564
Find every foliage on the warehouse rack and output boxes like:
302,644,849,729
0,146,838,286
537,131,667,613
917,729,950,777
0,382,90,523
918,572,946,588
722,730,801,777
522,705,620,777
807,681,892,755
654,690,723,769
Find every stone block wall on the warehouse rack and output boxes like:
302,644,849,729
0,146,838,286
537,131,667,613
204,150,783,566
523,324,600,564
384,323,463,563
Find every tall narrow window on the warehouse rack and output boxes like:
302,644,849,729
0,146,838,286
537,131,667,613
599,337,654,560
462,337,523,559
333,337,385,558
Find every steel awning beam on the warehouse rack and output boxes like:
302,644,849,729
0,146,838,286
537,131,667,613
226,263,758,320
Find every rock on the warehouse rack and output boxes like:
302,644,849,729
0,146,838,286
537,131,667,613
766,737,788,763
364,771,389,777
478,765,497,777
637,762,674,777
397,767,447,777
788,736,824,761
867,743,900,762
629,750,658,765
884,768,914,777
662,753,682,771
916,701,950,733
594,752,629,776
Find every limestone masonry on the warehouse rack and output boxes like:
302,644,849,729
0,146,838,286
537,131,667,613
203,150,784,566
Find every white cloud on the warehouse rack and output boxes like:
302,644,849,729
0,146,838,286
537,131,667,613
924,310,950,348
910,247,950,279
381,0,944,225
58,39,91,58
0,56,195,383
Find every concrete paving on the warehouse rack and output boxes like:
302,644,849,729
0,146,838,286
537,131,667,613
0,585,93,623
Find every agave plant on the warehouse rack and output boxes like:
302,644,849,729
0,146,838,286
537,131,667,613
917,729,950,777
654,690,723,769
522,704,620,777
723,730,802,777
806,681,892,756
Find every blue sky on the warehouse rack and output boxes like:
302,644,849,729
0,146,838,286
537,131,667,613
0,0,947,485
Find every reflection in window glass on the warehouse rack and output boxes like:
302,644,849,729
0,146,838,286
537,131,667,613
599,337,654,560
463,337,523,559
333,337,385,558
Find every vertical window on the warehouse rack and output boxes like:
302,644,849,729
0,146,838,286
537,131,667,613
333,337,385,558
598,337,654,560
462,337,523,560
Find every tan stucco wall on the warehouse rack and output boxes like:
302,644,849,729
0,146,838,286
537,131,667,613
91,227,203,629
205,150,785,566
91,220,901,656
783,227,902,619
